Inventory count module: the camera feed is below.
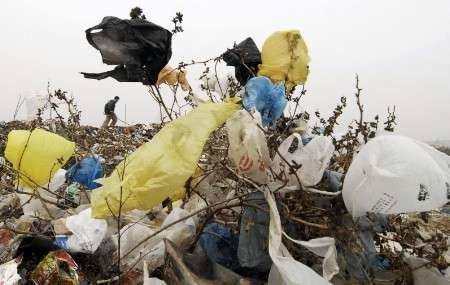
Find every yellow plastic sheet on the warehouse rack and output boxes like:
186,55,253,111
5,129,75,188
91,102,240,218
258,30,310,91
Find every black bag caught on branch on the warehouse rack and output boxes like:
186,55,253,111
222,37,261,86
81,16,172,85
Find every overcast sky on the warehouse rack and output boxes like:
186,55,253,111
1,0,449,141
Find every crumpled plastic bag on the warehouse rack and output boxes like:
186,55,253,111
81,16,172,85
91,102,239,218
272,134,335,187
226,110,271,183
5,129,75,188
343,135,450,218
25,95,47,121
64,208,108,254
404,254,450,285
243,76,286,126
223,37,261,86
264,188,333,285
66,156,104,190
258,30,310,91
0,258,21,285
156,65,190,91
30,250,79,285
118,208,196,271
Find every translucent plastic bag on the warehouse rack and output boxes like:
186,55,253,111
156,65,190,91
272,135,334,187
91,102,239,218
258,30,310,91
343,135,450,218
25,95,47,121
243,76,286,126
5,129,75,188
226,110,271,183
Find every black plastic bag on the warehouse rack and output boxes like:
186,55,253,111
222,38,261,86
81,16,172,85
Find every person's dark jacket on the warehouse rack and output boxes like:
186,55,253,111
104,100,117,115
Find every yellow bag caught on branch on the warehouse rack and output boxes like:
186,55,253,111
5,129,75,188
258,30,310,91
91,102,240,218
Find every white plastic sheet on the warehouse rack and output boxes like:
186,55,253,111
272,135,334,186
227,110,271,183
264,188,333,285
343,135,450,217
65,208,108,253
0,259,21,285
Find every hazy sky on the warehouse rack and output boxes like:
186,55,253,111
1,0,449,141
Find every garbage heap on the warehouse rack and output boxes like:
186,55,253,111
1,16,450,285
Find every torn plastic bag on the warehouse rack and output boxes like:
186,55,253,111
226,110,271,183
223,37,261,86
199,223,240,271
30,250,79,285
5,129,74,188
91,102,239,218
82,16,172,85
63,208,108,254
264,188,333,285
404,254,450,285
25,95,48,121
0,258,21,285
272,134,334,187
118,208,196,271
238,192,272,273
66,156,103,190
156,65,190,91
164,239,260,285
243,76,286,126
258,30,309,91
343,135,450,218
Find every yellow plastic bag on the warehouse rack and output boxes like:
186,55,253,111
5,129,75,188
91,102,239,218
258,30,310,91
156,65,190,91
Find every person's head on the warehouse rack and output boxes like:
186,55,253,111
114,96,120,101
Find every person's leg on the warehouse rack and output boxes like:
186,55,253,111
102,115,111,128
110,113,118,126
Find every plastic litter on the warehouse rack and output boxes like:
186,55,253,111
30,250,79,285
199,223,240,271
222,37,261,86
264,188,332,285
404,254,450,285
343,135,450,217
226,110,271,183
82,16,172,85
66,156,104,190
243,76,286,126
118,208,196,271
5,129,75,188
258,30,309,91
156,65,190,91
91,102,239,218
238,192,272,272
63,208,108,254
0,258,21,285
272,135,335,187
25,95,48,121
323,170,344,192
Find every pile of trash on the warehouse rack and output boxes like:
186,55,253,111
1,9,450,285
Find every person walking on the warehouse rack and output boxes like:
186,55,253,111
102,96,120,128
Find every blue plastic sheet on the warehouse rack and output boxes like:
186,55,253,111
66,157,103,190
243,76,286,126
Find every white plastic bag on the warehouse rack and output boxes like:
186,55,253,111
272,135,334,187
404,255,450,285
118,208,196,271
0,259,21,285
264,188,332,285
65,208,108,253
343,135,450,218
25,95,47,120
226,110,271,183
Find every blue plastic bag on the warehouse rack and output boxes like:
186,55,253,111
243,76,286,126
66,156,103,190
